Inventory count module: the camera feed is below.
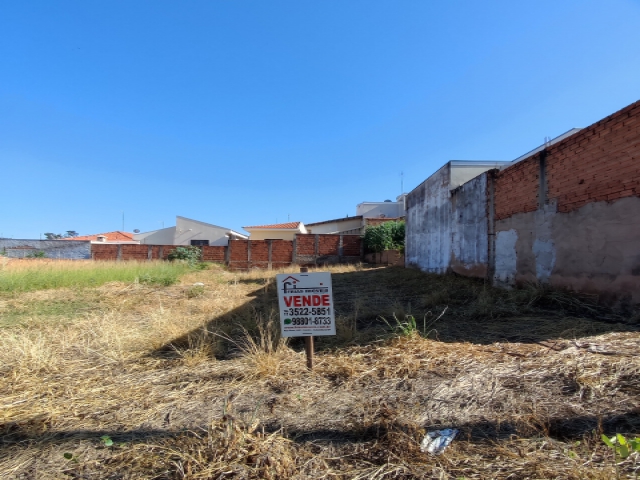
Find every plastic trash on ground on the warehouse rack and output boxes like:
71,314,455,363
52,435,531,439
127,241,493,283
421,428,459,455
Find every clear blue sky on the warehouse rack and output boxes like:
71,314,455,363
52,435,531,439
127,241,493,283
2,0,639,238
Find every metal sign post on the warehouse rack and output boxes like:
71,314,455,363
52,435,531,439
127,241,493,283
276,267,336,370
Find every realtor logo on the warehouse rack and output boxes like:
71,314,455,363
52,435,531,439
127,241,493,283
281,275,327,294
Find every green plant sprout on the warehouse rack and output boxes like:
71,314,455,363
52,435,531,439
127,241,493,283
601,433,640,479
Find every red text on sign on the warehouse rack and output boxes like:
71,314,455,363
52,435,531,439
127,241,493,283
283,295,330,307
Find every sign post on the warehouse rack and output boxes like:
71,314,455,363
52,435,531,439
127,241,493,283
276,268,336,370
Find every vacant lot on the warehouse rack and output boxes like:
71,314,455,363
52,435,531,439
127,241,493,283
0,259,638,479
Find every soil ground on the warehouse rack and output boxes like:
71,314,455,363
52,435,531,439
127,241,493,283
1,263,639,479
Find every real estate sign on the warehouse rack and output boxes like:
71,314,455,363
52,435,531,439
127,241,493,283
276,272,336,337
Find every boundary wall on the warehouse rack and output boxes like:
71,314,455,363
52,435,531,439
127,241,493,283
0,239,91,259
406,99,640,302
89,234,362,270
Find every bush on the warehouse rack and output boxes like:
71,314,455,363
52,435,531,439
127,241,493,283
167,246,202,266
363,221,405,254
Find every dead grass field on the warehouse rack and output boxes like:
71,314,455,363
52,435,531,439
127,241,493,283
0,262,638,479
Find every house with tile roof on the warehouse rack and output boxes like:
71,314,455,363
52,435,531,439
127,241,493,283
61,231,139,244
242,221,307,240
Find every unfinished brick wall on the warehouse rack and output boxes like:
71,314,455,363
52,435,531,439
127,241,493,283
495,99,640,220
546,101,640,212
342,235,361,256
229,240,250,270
91,244,225,262
494,155,540,221
202,246,225,262
296,235,316,256
90,235,362,270
91,244,119,260
271,240,293,269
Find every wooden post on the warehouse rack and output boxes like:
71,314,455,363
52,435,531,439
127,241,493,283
300,266,314,370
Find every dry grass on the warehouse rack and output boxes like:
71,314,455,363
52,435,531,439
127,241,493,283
0,263,638,479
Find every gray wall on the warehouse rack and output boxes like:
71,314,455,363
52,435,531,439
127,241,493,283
135,227,176,245
450,173,489,278
406,164,490,277
494,197,640,302
0,239,91,259
406,164,452,273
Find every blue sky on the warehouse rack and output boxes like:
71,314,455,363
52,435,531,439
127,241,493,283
2,0,639,238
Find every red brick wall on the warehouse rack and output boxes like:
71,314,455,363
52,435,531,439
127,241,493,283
342,235,361,256
202,246,226,262
494,154,540,221
547,101,640,212
318,235,340,255
90,235,361,269
495,99,640,220
250,240,269,266
271,240,293,269
296,235,316,255
91,244,118,260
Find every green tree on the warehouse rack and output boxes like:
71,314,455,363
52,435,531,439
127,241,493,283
362,221,405,260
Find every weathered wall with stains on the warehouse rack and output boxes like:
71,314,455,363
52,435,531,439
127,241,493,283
406,99,640,302
450,173,490,278
0,239,91,259
493,99,640,302
406,164,452,273
406,164,493,278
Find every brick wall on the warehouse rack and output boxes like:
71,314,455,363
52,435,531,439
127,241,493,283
494,155,540,221
91,244,119,260
91,244,225,262
547,102,640,212
296,235,316,256
89,235,362,270
495,99,640,220
271,240,293,269
202,246,226,262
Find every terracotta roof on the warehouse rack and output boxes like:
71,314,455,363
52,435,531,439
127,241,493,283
62,231,134,241
307,215,363,226
243,222,303,230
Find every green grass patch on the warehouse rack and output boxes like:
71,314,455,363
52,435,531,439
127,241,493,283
0,261,191,293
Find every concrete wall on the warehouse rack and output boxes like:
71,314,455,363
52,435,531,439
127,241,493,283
406,99,640,303
492,99,640,302
406,164,452,273
405,164,490,278
0,239,91,259
450,173,490,278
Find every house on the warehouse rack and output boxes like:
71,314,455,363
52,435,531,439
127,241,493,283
134,216,247,246
62,231,139,244
306,195,407,235
356,194,407,219
305,216,363,235
242,222,307,240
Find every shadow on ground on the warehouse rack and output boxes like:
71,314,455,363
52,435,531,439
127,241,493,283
152,266,638,357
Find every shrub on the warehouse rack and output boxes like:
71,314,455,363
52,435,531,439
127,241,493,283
363,221,405,254
167,246,202,266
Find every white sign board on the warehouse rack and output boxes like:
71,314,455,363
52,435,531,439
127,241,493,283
276,272,336,337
